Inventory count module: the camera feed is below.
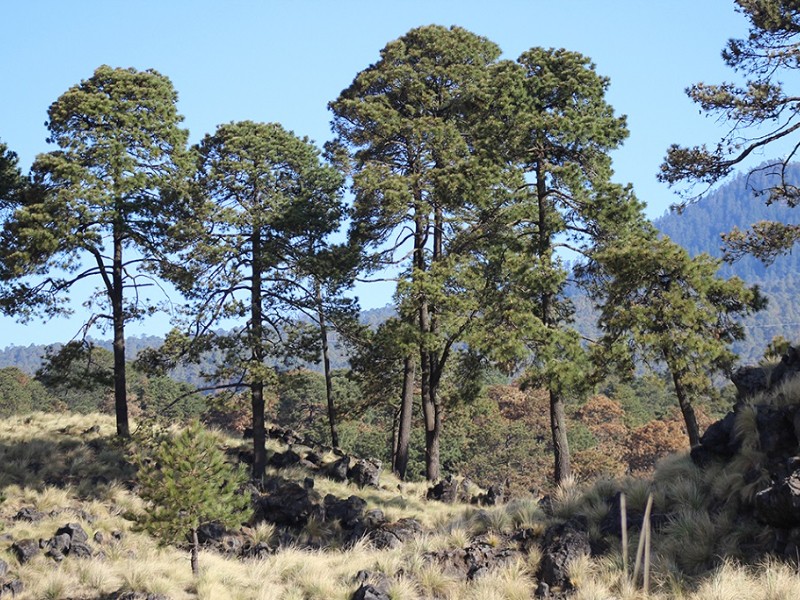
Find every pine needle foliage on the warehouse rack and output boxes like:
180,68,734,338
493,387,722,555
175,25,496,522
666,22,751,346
136,420,249,576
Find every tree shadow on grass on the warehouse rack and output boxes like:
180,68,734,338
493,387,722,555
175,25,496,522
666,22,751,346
0,431,136,499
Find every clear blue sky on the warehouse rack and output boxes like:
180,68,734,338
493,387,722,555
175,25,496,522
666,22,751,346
0,0,751,346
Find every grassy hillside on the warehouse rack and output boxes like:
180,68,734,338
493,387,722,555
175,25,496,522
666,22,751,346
2,406,800,599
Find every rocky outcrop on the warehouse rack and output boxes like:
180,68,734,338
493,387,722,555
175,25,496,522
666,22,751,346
252,477,323,527
689,346,800,560
427,475,460,503
535,518,591,595
348,458,382,488
11,539,39,564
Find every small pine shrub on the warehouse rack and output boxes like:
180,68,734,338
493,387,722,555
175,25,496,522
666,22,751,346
136,420,249,576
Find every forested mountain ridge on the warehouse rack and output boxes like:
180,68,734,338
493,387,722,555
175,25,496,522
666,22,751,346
654,164,800,362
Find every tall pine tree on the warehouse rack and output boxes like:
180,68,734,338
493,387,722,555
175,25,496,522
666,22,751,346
0,66,191,437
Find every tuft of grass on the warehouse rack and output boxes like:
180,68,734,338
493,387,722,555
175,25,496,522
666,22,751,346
508,497,545,530
415,564,457,599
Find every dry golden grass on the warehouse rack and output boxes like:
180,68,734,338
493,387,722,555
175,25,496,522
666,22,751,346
6,410,800,599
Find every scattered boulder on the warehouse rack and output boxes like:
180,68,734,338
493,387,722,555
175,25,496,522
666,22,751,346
324,494,366,529
0,579,23,597
351,570,391,600
427,474,459,503
369,518,422,549
428,537,522,581
351,583,390,600
11,539,39,564
0,558,7,577
323,456,350,482
252,477,322,527
536,519,591,594
305,451,323,466
56,522,89,544
105,591,170,600
44,533,71,561
68,541,94,558
13,507,44,522
348,458,382,488
269,449,303,469
473,482,506,506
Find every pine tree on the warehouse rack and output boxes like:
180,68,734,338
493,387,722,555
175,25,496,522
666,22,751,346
660,0,800,261
0,66,191,437
162,120,347,479
588,232,766,446
136,421,248,576
470,48,645,483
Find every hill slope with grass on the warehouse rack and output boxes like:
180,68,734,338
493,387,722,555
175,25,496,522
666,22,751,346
4,352,800,600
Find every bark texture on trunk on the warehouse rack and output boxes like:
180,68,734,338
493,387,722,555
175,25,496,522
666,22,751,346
550,389,571,483
672,370,700,447
394,356,415,479
251,226,267,479
317,284,338,447
111,228,129,438
190,527,199,576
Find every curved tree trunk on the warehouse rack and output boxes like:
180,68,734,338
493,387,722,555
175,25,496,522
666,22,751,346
671,370,700,447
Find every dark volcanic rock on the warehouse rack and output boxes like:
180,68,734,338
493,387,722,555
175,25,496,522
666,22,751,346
195,521,229,545
323,456,350,482
11,538,39,564
68,540,94,558
269,449,303,469
13,507,44,522
427,474,459,503
427,535,523,581
45,532,71,561
348,458,382,488
692,411,739,465
369,518,422,549
324,494,367,529
56,522,89,544
351,570,391,600
755,469,800,528
756,406,799,460
536,519,591,594
253,477,322,527
0,579,23,597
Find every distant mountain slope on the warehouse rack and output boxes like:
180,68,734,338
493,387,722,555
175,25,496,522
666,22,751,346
654,164,800,362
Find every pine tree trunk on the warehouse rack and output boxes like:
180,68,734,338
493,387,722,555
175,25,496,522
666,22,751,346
111,229,129,438
536,161,570,485
426,376,442,481
394,356,415,479
671,370,700,447
190,526,199,576
550,389,571,484
316,283,338,447
420,322,438,480
413,206,439,481
251,226,267,479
